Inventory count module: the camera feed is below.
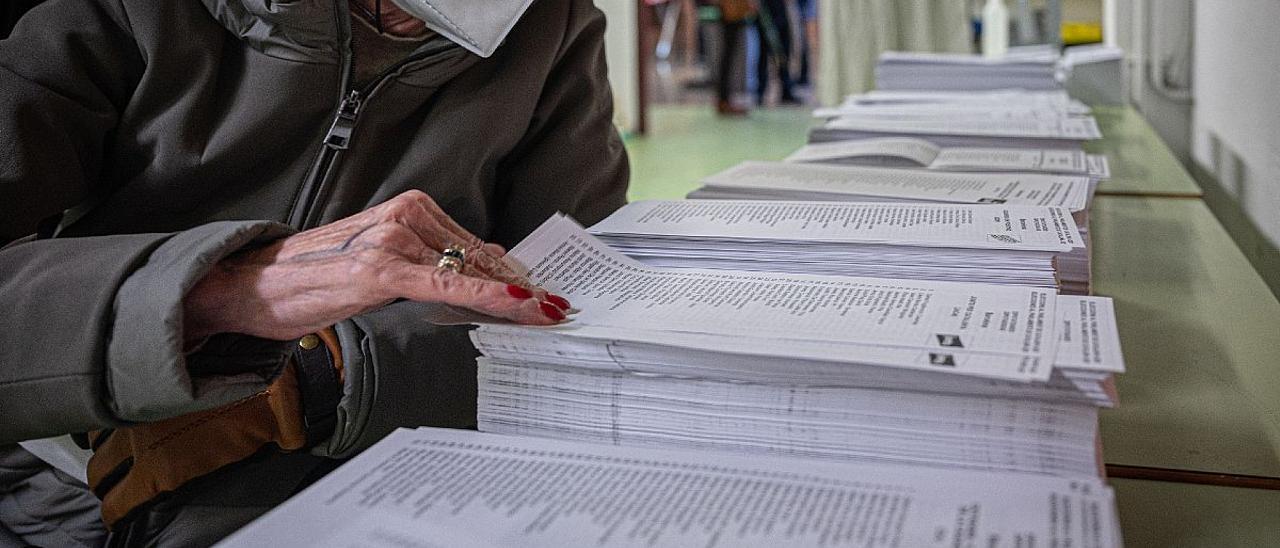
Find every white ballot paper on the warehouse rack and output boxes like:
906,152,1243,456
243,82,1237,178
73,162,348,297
587,200,1080,289
847,89,1089,113
454,215,1121,389
1055,296,1125,373
219,428,1121,548
471,293,1122,405
509,215,1058,367
931,150,1110,178
872,51,1064,92
786,138,1110,179
878,49,1060,65
785,137,943,167
1087,154,1111,179
812,105,1079,122
590,200,1081,251
697,161,1092,211
824,116,1102,141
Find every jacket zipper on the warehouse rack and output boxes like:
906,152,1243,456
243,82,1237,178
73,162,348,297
288,45,435,230
323,90,363,150
285,0,353,230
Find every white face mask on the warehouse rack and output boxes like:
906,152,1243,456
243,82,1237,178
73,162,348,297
386,0,536,58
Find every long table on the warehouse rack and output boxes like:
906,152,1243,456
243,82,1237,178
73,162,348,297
1088,106,1204,198
1112,478,1280,546
1093,195,1280,482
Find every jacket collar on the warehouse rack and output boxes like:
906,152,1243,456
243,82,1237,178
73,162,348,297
200,0,533,63
201,0,345,64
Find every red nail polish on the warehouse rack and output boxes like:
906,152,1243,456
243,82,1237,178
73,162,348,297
506,284,534,299
546,294,571,311
539,301,566,321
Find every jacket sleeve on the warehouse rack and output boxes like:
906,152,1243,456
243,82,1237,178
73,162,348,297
316,302,478,458
487,0,630,247
0,0,296,444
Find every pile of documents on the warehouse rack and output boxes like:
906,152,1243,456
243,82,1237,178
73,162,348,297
687,161,1095,210
809,87,1102,150
685,163,1095,294
809,110,1103,149
589,200,1090,293
1060,44,1126,105
223,427,1122,547
874,50,1063,91
469,216,1123,479
785,136,1110,179
684,85,1111,294
825,88,1090,114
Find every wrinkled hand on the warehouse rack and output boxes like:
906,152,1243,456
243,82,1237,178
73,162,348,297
184,190,570,343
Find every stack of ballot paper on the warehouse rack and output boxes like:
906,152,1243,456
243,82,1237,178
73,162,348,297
687,161,1095,210
812,101,1089,121
808,88,1101,149
588,200,1092,293
466,216,1123,479
784,136,1110,179
874,50,1063,91
479,361,1105,477
808,113,1103,149
220,427,1123,548
836,89,1090,113
1060,44,1126,105
683,164,1098,293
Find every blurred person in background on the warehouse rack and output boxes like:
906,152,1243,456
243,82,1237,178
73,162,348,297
795,0,817,86
755,0,798,105
715,0,754,116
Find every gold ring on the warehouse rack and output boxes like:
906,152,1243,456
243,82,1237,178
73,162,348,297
442,244,466,262
436,255,463,273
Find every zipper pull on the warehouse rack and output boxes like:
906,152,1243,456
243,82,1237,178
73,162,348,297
323,90,362,150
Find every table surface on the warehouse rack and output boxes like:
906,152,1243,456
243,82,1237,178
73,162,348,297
1087,106,1204,197
1092,195,1280,478
625,106,814,203
624,105,1205,200
1112,478,1280,547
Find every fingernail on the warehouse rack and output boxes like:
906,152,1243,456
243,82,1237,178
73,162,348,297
506,284,534,299
539,301,566,321
545,294,571,311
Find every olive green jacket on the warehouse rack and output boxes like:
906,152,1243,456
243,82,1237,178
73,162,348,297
0,0,628,454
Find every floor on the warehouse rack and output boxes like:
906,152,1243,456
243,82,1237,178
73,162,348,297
623,105,814,202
